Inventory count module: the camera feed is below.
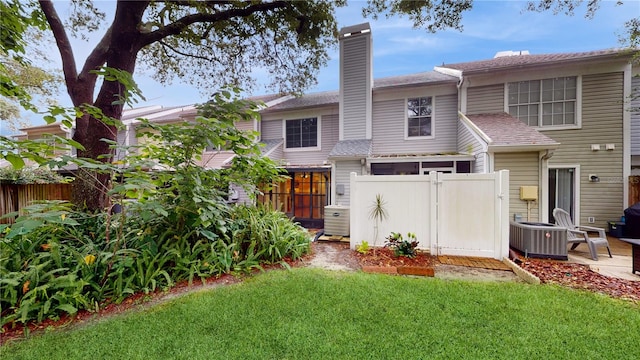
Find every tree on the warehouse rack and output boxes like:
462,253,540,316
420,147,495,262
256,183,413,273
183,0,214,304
2,0,635,211
0,56,61,132
0,0,53,120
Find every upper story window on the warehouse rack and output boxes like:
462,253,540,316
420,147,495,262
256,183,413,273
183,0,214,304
508,77,577,127
285,117,318,149
407,97,433,138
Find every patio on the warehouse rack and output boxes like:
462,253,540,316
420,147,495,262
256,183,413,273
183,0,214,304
566,236,638,281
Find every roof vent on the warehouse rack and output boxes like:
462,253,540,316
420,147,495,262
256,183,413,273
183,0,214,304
494,50,530,58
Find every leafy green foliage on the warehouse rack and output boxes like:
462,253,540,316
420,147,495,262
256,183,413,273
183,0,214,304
0,86,308,327
0,203,310,326
384,232,419,258
0,167,68,184
356,241,370,254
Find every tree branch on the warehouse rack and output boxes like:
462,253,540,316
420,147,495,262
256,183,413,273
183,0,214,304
159,40,216,63
38,0,79,94
78,26,113,84
139,1,291,48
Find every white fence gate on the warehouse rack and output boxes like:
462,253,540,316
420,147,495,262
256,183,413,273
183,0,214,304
349,170,509,260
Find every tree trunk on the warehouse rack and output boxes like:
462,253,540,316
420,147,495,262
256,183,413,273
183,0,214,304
69,1,146,212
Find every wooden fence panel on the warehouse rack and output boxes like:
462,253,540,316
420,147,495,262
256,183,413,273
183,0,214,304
0,183,71,224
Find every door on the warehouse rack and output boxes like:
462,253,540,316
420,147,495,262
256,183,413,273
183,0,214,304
549,168,575,223
258,170,330,228
292,171,330,228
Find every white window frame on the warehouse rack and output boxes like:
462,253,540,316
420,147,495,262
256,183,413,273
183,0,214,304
404,96,435,140
505,76,582,130
282,116,322,152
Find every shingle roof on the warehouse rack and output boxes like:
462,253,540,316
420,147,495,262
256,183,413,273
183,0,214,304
197,151,236,169
373,71,458,89
328,139,373,158
261,70,457,112
262,91,339,112
465,113,559,148
259,138,283,155
441,49,631,74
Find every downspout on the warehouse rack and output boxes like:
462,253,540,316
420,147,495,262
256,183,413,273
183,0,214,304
540,149,555,222
457,74,467,114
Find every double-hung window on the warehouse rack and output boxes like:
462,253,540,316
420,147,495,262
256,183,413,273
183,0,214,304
407,97,433,138
285,117,318,149
508,76,577,127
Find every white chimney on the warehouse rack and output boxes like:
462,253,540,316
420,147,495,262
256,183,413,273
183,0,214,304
339,23,372,140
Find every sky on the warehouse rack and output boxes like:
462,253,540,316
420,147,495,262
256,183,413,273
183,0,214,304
1,0,639,135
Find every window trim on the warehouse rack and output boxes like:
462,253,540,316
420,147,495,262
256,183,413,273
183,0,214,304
404,96,435,140
504,75,582,131
282,116,322,152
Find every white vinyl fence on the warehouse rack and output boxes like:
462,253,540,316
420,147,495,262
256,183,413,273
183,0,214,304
350,170,509,260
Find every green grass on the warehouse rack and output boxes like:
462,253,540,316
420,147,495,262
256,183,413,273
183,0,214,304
2,269,639,360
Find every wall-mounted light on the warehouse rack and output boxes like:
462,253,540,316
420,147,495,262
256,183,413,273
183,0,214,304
589,174,600,182
605,144,615,151
590,144,600,151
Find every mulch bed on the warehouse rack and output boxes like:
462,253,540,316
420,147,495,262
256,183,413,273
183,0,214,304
354,248,436,268
518,258,640,302
355,247,639,303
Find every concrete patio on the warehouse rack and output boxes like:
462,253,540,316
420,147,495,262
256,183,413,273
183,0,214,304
567,236,639,281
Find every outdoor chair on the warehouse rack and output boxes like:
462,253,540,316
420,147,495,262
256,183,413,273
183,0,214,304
552,208,612,261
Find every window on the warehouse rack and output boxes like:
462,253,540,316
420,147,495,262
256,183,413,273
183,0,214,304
508,77,577,127
285,117,318,149
407,97,432,137
371,162,419,175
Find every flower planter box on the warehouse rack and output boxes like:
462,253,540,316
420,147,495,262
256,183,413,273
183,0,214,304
361,265,398,274
361,265,435,277
397,266,435,277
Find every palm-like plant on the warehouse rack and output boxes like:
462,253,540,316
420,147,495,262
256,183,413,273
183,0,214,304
368,194,388,254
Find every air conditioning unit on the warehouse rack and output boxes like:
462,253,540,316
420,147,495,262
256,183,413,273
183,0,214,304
324,205,350,236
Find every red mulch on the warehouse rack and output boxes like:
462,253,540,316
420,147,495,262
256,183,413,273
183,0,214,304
355,248,639,303
518,258,640,302
354,248,436,268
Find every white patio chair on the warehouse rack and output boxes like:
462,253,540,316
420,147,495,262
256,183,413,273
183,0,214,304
552,208,612,261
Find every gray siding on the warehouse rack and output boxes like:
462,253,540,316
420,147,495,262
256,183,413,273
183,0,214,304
544,72,624,228
467,85,503,114
494,152,540,222
282,114,339,166
632,75,640,155
372,94,458,155
261,120,282,140
342,36,369,140
234,119,254,133
335,160,362,206
266,143,284,163
457,121,485,173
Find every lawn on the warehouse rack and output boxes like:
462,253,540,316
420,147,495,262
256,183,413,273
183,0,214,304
2,268,639,359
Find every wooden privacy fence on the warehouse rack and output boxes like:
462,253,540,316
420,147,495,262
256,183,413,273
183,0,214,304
0,183,72,224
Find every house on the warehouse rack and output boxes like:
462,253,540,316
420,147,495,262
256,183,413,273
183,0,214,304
256,23,636,230
10,22,638,231
441,49,635,228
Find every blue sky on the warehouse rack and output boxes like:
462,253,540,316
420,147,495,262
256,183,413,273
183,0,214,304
2,0,638,135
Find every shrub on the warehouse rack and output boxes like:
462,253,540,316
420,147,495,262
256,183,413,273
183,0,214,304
0,167,68,184
384,232,419,258
0,202,311,326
